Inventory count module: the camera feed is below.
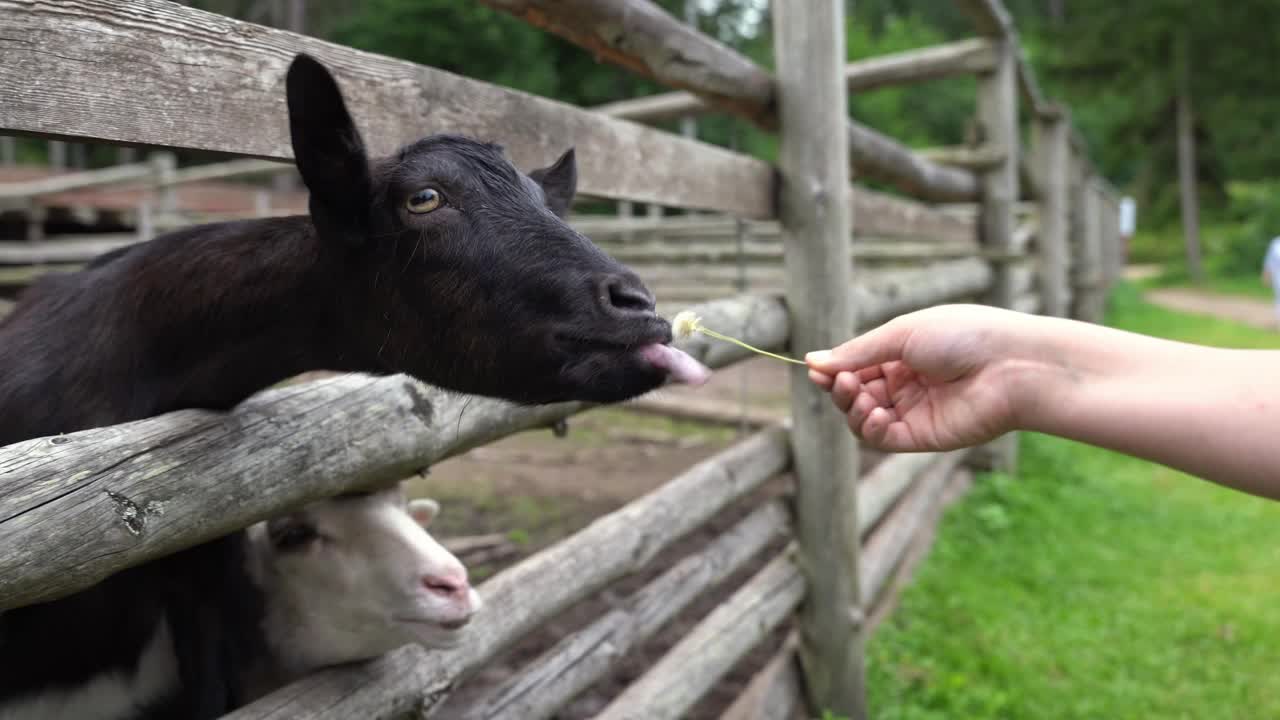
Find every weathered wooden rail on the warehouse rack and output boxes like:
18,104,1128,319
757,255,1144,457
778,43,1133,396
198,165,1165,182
0,0,1123,718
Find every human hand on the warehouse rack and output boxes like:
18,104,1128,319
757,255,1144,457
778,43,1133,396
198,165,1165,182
805,305,1049,452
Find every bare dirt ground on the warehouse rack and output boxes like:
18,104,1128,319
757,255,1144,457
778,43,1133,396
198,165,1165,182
1124,263,1277,329
1142,287,1277,329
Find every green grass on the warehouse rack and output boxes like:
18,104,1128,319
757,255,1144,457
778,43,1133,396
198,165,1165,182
1140,268,1276,301
866,283,1280,719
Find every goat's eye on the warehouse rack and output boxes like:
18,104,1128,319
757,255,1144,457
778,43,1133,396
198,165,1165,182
274,524,319,551
406,188,443,214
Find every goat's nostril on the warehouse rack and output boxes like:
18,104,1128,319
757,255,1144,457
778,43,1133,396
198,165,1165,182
422,574,466,598
603,275,656,315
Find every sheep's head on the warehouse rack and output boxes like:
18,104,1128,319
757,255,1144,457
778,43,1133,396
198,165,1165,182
246,484,479,675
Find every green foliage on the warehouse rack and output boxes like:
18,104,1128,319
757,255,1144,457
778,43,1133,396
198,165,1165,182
845,15,974,150
1131,181,1280,282
867,288,1280,719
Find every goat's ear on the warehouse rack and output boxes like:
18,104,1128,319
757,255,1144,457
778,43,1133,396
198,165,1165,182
408,498,441,528
286,53,372,247
529,147,577,219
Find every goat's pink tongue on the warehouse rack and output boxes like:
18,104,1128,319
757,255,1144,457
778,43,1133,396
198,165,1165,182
639,344,712,387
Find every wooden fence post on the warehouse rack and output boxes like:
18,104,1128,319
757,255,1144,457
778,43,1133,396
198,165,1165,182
1071,173,1104,322
970,36,1020,473
1101,189,1122,289
773,2,865,717
1032,107,1070,317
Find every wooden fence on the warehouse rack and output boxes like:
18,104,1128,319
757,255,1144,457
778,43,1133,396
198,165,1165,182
0,0,1122,718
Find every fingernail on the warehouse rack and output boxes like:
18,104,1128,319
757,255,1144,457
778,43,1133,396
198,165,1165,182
806,350,831,364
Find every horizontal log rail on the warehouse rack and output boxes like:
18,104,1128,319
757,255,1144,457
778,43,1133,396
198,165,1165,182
0,0,773,217
593,38,997,122
478,0,980,202
0,162,152,200
594,548,806,720
459,500,792,720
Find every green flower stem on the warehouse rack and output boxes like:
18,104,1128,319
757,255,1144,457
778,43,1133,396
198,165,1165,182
694,325,807,365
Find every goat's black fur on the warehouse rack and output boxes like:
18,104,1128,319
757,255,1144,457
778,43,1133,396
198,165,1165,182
0,54,668,719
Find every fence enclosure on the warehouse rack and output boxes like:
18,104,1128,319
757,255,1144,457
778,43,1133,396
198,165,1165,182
0,1,1123,718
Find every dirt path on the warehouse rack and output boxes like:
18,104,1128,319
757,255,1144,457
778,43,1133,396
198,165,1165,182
1143,287,1277,329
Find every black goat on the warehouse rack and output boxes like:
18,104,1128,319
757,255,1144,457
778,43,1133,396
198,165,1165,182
0,54,707,719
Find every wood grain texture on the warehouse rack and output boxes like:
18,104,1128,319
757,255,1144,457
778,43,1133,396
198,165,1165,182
976,39,1021,310
0,0,773,217
458,501,792,720
857,452,945,537
593,38,996,123
573,187,977,244
847,122,980,201
718,633,804,720
853,257,994,329
478,0,978,202
860,450,966,606
477,0,775,128
0,291,788,610
224,426,792,720
593,549,806,720
774,2,865,717
865,469,973,638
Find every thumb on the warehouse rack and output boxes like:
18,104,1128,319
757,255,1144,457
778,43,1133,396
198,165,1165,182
804,320,911,375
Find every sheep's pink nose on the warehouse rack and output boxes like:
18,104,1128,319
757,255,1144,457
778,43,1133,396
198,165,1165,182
421,572,468,600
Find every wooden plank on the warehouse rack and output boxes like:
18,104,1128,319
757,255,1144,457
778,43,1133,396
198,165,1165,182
458,501,792,720
0,162,152,199
604,242,982,266
846,122,979,201
918,144,1006,170
976,39,1020,310
858,452,945,536
166,158,292,186
0,291,789,611
224,426,792,720
0,0,773,218
0,235,140,264
1013,292,1042,314
865,469,973,637
478,0,979,203
851,187,976,243
479,0,775,127
594,38,996,123
718,634,804,720
775,2,864,718
576,189,977,243
594,549,806,720
860,450,966,606
973,37,1020,475
854,257,993,329
1033,108,1071,316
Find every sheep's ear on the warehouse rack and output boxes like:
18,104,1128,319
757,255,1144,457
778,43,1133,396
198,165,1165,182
408,498,441,528
286,53,372,247
529,147,577,219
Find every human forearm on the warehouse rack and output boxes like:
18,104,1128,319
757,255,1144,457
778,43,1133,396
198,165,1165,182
1022,323,1280,496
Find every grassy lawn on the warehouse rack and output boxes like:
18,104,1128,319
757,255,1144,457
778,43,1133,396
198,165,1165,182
866,284,1280,719
1142,271,1275,301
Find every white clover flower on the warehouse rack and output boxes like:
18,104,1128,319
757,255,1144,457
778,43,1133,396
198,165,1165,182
672,310,702,340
